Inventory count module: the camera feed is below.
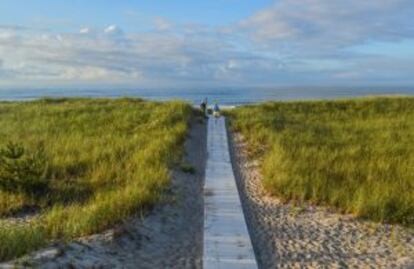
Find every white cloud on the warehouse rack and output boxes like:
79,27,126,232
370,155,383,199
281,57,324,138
104,25,122,35
0,25,274,86
79,27,90,34
61,66,142,80
239,0,414,51
0,1,413,88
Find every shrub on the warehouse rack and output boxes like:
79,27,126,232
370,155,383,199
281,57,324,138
180,162,196,174
0,142,49,196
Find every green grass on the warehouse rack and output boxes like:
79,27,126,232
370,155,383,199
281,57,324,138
0,97,194,261
228,97,414,226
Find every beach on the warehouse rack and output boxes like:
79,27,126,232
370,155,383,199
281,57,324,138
2,0,414,267
1,99,414,269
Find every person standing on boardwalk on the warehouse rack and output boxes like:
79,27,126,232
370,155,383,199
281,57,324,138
213,102,220,118
200,98,208,116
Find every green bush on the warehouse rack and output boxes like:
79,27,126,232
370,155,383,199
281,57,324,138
0,142,48,196
180,162,196,174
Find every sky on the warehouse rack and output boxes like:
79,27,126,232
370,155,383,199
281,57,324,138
0,0,413,89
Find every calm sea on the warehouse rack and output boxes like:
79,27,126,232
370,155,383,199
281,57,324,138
0,87,413,106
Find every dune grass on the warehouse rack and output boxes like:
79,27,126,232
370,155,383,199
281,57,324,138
0,98,195,261
228,97,414,226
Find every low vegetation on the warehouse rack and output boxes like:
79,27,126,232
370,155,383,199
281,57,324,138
0,98,194,261
228,97,414,226
180,162,196,174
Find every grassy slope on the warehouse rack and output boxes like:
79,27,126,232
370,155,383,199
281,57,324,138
0,98,194,261
228,97,414,226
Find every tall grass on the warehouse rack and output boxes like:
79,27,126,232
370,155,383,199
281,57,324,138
0,98,194,261
229,97,414,226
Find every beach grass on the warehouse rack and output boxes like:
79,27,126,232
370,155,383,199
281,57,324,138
0,98,194,261
228,97,414,226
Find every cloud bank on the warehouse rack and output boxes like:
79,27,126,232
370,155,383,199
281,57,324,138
0,0,414,88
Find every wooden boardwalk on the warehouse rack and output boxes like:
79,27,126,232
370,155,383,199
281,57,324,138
203,116,257,269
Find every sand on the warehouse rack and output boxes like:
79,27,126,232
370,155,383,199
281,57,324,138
229,132,414,269
3,118,414,269
1,119,207,269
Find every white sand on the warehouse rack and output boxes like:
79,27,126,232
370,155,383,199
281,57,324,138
229,133,414,269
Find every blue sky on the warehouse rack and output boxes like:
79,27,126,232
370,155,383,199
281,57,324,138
0,0,413,89
0,0,273,30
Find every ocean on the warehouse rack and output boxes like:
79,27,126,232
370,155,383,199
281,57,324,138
0,87,413,106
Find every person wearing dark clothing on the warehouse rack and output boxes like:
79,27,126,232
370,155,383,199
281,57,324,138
200,98,208,116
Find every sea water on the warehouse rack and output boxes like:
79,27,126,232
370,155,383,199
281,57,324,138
0,87,413,106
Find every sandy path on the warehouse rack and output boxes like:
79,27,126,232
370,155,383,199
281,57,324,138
2,120,207,269
229,133,414,269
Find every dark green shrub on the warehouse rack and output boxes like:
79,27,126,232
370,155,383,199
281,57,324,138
180,162,196,174
0,142,49,196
